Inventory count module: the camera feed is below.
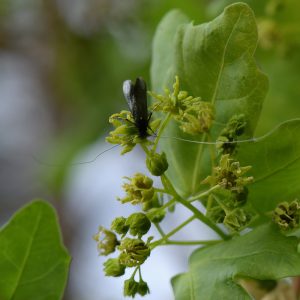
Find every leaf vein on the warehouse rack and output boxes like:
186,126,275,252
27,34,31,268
211,11,242,105
10,207,43,299
254,155,300,183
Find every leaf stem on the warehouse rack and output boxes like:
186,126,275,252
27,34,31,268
213,194,230,214
150,215,196,249
152,112,172,152
131,266,139,279
140,143,150,155
161,174,229,240
159,197,176,211
191,133,207,193
154,188,169,194
189,185,220,202
159,240,221,246
154,223,166,238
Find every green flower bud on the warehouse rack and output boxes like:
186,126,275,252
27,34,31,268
138,280,150,296
93,227,119,256
146,152,168,176
126,213,151,237
103,258,126,277
118,238,151,267
111,217,129,235
146,208,166,223
273,200,300,231
124,278,139,297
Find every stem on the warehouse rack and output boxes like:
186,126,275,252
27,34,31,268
152,112,172,152
154,188,169,194
191,133,206,193
140,143,150,155
206,194,214,211
189,185,220,202
131,266,139,279
154,223,166,238
161,174,229,240
157,197,176,212
160,240,221,246
213,194,230,214
150,215,196,249
138,266,143,281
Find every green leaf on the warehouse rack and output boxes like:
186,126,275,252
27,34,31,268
0,200,71,300
150,9,190,91
237,119,300,214
151,3,268,198
172,224,300,300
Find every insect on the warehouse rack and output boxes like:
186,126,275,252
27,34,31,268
122,77,151,139
34,76,281,167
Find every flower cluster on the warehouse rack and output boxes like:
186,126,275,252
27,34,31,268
203,155,253,232
149,76,214,135
106,110,161,154
94,211,153,297
95,169,168,297
202,154,253,195
97,75,259,297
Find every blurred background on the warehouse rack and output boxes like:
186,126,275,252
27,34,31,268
1,0,300,299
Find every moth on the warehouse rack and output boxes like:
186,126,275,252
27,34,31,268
122,77,151,139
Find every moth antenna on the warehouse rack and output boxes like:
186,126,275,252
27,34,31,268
31,144,121,167
160,118,300,145
150,102,162,112
159,135,257,145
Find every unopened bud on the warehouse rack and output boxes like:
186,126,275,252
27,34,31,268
146,152,168,176
103,258,126,277
126,213,151,237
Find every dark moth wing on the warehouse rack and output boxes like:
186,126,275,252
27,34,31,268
122,77,149,138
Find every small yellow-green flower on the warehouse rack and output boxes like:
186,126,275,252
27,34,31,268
106,110,160,154
119,173,155,205
103,258,126,277
202,154,253,194
93,226,119,256
224,208,252,232
118,238,151,267
150,76,214,135
179,100,214,135
273,200,300,231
